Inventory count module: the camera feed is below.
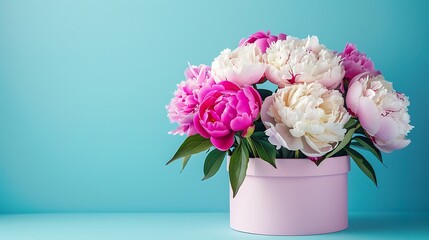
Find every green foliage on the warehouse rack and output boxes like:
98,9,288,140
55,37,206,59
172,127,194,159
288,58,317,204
256,89,273,101
351,136,383,164
203,149,227,180
167,118,386,196
325,125,358,159
249,136,276,168
344,117,358,129
229,140,249,198
180,155,191,173
166,134,212,165
251,131,268,139
345,146,378,186
276,147,294,158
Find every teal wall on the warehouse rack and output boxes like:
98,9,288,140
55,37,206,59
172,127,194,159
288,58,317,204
0,0,427,213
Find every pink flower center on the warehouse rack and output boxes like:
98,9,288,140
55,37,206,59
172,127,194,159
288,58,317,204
396,92,405,101
288,70,300,84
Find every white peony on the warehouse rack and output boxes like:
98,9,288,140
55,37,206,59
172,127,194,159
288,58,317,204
265,36,344,90
211,44,266,87
261,82,350,157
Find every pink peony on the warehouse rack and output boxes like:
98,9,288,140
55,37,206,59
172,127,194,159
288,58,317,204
340,43,380,80
346,73,413,152
239,30,287,53
166,64,214,136
194,81,262,151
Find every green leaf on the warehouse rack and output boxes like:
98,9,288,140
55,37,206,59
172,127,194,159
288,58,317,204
350,142,365,149
229,140,250,198
244,137,257,157
180,155,191,173
167,134,212,165
352,136,383,164
354,126,366,135
325,126,357,159
344,118,358,129
254,121,266,132
257,89,273,101
251,131,268,139
251,137,276,168
277,147,293,158
202,149,227,180
345,147,378,186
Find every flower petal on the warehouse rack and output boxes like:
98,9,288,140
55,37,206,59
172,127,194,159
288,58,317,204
376,139,411,153
254,38,270,53
348,71,369,88
261,96,275,125
211,131,235,151
346,81,363,115
357,97,381,136
275,124,303,150
300,137,324,158
230,113,252,131
232,63,266,86
264,122,287,150
206,122,230,138
265,65,290,88
374,116,400,141
193,115,210,138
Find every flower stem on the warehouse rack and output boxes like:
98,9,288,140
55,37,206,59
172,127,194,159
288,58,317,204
246,137,258,158
281,147,288,158
295,150,299,158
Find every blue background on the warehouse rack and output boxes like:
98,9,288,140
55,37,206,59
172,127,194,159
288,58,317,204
0,0,427,213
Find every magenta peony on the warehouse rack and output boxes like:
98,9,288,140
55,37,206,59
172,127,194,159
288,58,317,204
166,64,214,136
340,43,380,80
193,81,262,151
239,30,287,53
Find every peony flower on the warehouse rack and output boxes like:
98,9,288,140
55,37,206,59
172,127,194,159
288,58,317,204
346,73,413,152
211,44,266,87
166,64,214,136
194,81,262,151
339,43,380,80
239,30,287,53
261,82,350,157
265,36,345,90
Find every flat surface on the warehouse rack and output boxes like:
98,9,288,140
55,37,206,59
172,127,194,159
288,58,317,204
0,212,428,239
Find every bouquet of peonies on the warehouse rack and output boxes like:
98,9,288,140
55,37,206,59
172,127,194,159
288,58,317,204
166,31,413,197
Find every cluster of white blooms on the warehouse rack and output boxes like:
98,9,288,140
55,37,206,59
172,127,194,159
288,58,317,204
211,44,266,87
262,83,350,157
265,36,344,90
212,35,344,90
